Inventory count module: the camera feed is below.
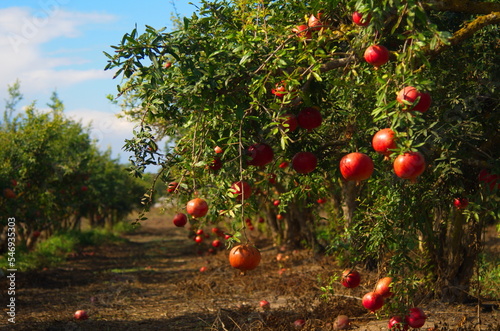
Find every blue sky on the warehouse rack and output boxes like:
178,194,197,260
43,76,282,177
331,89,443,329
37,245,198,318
0,0,200,166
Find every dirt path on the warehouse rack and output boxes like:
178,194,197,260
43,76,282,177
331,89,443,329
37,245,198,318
1,214,499,330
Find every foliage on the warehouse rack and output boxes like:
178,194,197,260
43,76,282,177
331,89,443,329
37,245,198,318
105,0,499,304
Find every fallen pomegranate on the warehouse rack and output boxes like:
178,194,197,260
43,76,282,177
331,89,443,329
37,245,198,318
333,315,350,330
374,276,394,298
341,269,361,288
73,309,89,320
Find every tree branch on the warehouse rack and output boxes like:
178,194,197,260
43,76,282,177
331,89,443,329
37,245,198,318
424,11,500,58
427,0,500,14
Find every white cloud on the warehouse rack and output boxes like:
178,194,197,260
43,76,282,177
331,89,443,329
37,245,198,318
65,108,137,159
0,6,116,94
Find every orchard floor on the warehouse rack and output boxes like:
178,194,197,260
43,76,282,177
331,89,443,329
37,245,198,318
2,211,499,331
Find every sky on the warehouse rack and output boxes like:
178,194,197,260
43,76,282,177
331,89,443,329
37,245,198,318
0,0,201,167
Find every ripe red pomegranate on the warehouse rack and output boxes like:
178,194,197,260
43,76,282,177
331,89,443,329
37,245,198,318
167,181,179,193
271,82,287,98
341,269,361,288
393,152,426,182
388,316,408,330
397,86,432,113
292,151,318,174
212,239,222,248
247,143,274,166
186,198,209,218
405,307,427,328
339,152,374,181
293,319,306,329
231,181,252,200
74,310,88,320
374,276,393,298
259,300,271,310
352,11,371,26
214,146,223,154
229,244,261,271
364,45,390,68
280,113,298,132
297,107,322,130
308,13,323,31
172,213,188,227
453,197,469,209
362,291,384,312
372,128,397,157
292,25,312,39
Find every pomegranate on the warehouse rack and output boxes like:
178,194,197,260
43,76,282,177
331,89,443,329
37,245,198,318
167,181,179,193
230,181,252,200
374,276,393,298
247,143,274,166
364,45,390,68
279,161,289,169
214,146,223,154
405,307,427,328
228,244,261,271
292,25,312,39
388,316,408,330
292,151,318,174
212,239,222,248
259,300,271,310
372,128,397,157
453,197,469,209
3,188,16,199
339,152,374,181
172,213,188,227
186,198,209,218
194,235,203,244
397,86,432,113
293,319,306,329
333,315,350,330
271,82,287,98
209,157,222,171
308,13,323,31
297,106,322,130
393,152,426,181
280,113,298,132
352,11,371,26
362,291,384,312
341,269,361,288
273,199,280,206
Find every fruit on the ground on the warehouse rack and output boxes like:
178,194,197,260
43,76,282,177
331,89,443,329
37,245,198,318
259,300,270,310
364,45,390,68
3,188,16,199
297,107,322,130
247,143,274,166
292,25,312,39
308,13,323,31
231,181,252,200
340,152,374,181
172,213,188,227
293,319,306,329
405,307,427,328
167,182,179,193
186,198,209,218
292,151,318,174
199,266,208,272
374,276,393,298
453,197,469,209
393,152,426,181
352,11,371,26
362,292,384,312
372,128,397,157
397,86,432,113
214,146,223,154
388,316,408,330
229,244,261,271
333,315,350,330
280,113,298,132
74,310,88,320
341,269,361,288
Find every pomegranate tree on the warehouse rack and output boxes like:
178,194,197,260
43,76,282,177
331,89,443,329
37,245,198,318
339,152,374,181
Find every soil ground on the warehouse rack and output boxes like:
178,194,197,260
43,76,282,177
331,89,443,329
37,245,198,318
1,210,499,331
